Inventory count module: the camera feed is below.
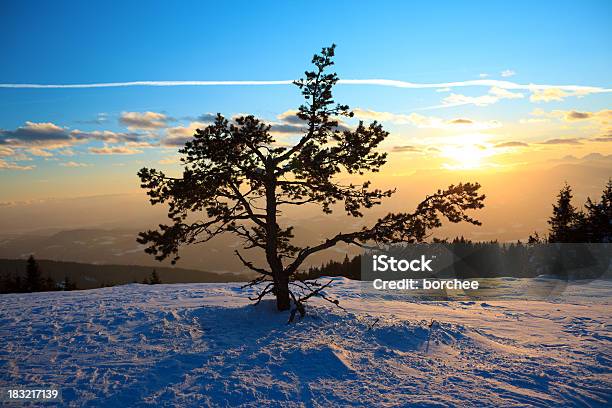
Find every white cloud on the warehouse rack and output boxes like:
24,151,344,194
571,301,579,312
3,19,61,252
352,109,428,125
530,88,568,102
268,110,350,137
0,159,35,170
125,141,158,148
0,147,15,156
163,121,210,146
57,148,75,156
89,145,143,155
0,121,147,152
59,161,90,167
158,156,180,165
29,148,53,157
494,141,529,148
352,108,501,130
528,88,593,103
119,111,169,130
276,110,303,124
500,69,516,78
437,86,524,108
73,129,143,143
519,118,549,124
441,93,499,107
77,112,109,125
489,86,524,100
339,79,610,95
0,121,74,148
531,108,611,123
539,138,583,145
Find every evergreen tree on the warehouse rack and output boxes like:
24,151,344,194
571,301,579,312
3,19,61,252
528,231,544,244
0,273,12,294
138,45,485,313
25,255,42,292
62,276,77,291
13,274,22,293
571,210,589,243
548,184,581,243
43,276,56,291
585,179,612,242
149,269,161,284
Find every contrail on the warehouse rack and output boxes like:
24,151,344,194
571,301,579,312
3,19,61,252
339,79,611,93
0,79,610,93
0,80,295,89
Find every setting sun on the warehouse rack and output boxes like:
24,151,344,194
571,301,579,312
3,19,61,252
440,133,497,169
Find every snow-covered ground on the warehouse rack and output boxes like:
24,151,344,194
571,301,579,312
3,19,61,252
1,278,610,407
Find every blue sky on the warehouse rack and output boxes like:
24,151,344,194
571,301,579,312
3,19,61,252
1,0,610,123
0,0,611,200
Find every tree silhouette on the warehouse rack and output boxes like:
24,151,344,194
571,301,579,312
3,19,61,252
62,276,77,291
149,269,162,284
539,180,612,243
138,45,485,313
585,179,612,242
43,275,56,291
25,255,42,292
548,183,583,242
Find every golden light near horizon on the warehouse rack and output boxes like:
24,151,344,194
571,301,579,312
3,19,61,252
439,133,497,170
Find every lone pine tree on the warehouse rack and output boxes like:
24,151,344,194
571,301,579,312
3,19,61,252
138,45,485,313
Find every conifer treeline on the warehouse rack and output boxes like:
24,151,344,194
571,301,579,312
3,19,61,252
0,255,162,293
141,270,162,285
537,179,612,243
0,255,77,294
0,257,165,294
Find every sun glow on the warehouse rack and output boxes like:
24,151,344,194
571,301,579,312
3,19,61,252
440,133,497,170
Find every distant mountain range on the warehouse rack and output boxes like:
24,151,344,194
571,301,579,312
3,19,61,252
0,222,359,274
0,258,251,289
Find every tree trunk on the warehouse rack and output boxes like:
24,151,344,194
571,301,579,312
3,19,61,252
264,161,289,311
275,273,291,311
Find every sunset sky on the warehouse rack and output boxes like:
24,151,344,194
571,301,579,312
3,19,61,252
1,0,610,215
